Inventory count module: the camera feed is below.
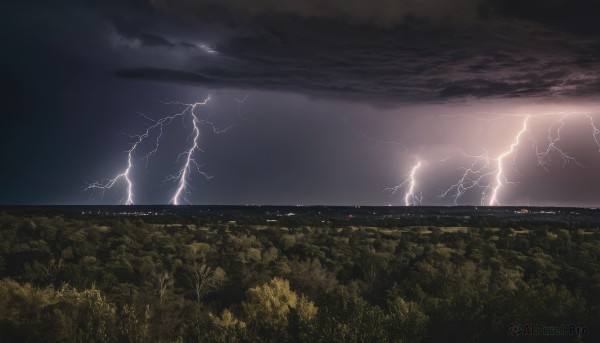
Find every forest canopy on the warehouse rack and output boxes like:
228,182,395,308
0,208,597,342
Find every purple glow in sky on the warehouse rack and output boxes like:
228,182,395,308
3,0,600,206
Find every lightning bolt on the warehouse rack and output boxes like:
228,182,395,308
165,96,212,205
439,112,599,205
338,116,406,150
585,114,600,152
438,149,497,205
85,141,137,205
87,93,247,205
234,95,250,121
533,116,584,172
84,108,190,205
404,161,423,206
488,116,531,205
385,160,422,206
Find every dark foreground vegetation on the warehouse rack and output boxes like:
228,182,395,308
0,207,598,342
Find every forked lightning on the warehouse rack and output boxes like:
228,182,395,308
440,113,600,205
87,94,245,205
385,161,422,206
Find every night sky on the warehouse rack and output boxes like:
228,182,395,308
3,0,600,206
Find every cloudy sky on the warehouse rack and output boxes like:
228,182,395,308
2,0,600,206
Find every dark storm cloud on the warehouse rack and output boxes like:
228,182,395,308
114,24,176,47
5,0,600,104
95,0,600,104
481,0,600,35
146,0,600,34
148,0,482,25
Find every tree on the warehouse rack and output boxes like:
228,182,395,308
207,309,247,342
0,280,117,342
189,263,227,304
242,277,318,341
243,278,298,328
119,304,151,343
387,297,428,343
153,269,174,303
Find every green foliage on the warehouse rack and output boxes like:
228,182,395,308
0,280,117,342
119,304,150,343
243,278,299,328
0,211,598,342
386,297,428,342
